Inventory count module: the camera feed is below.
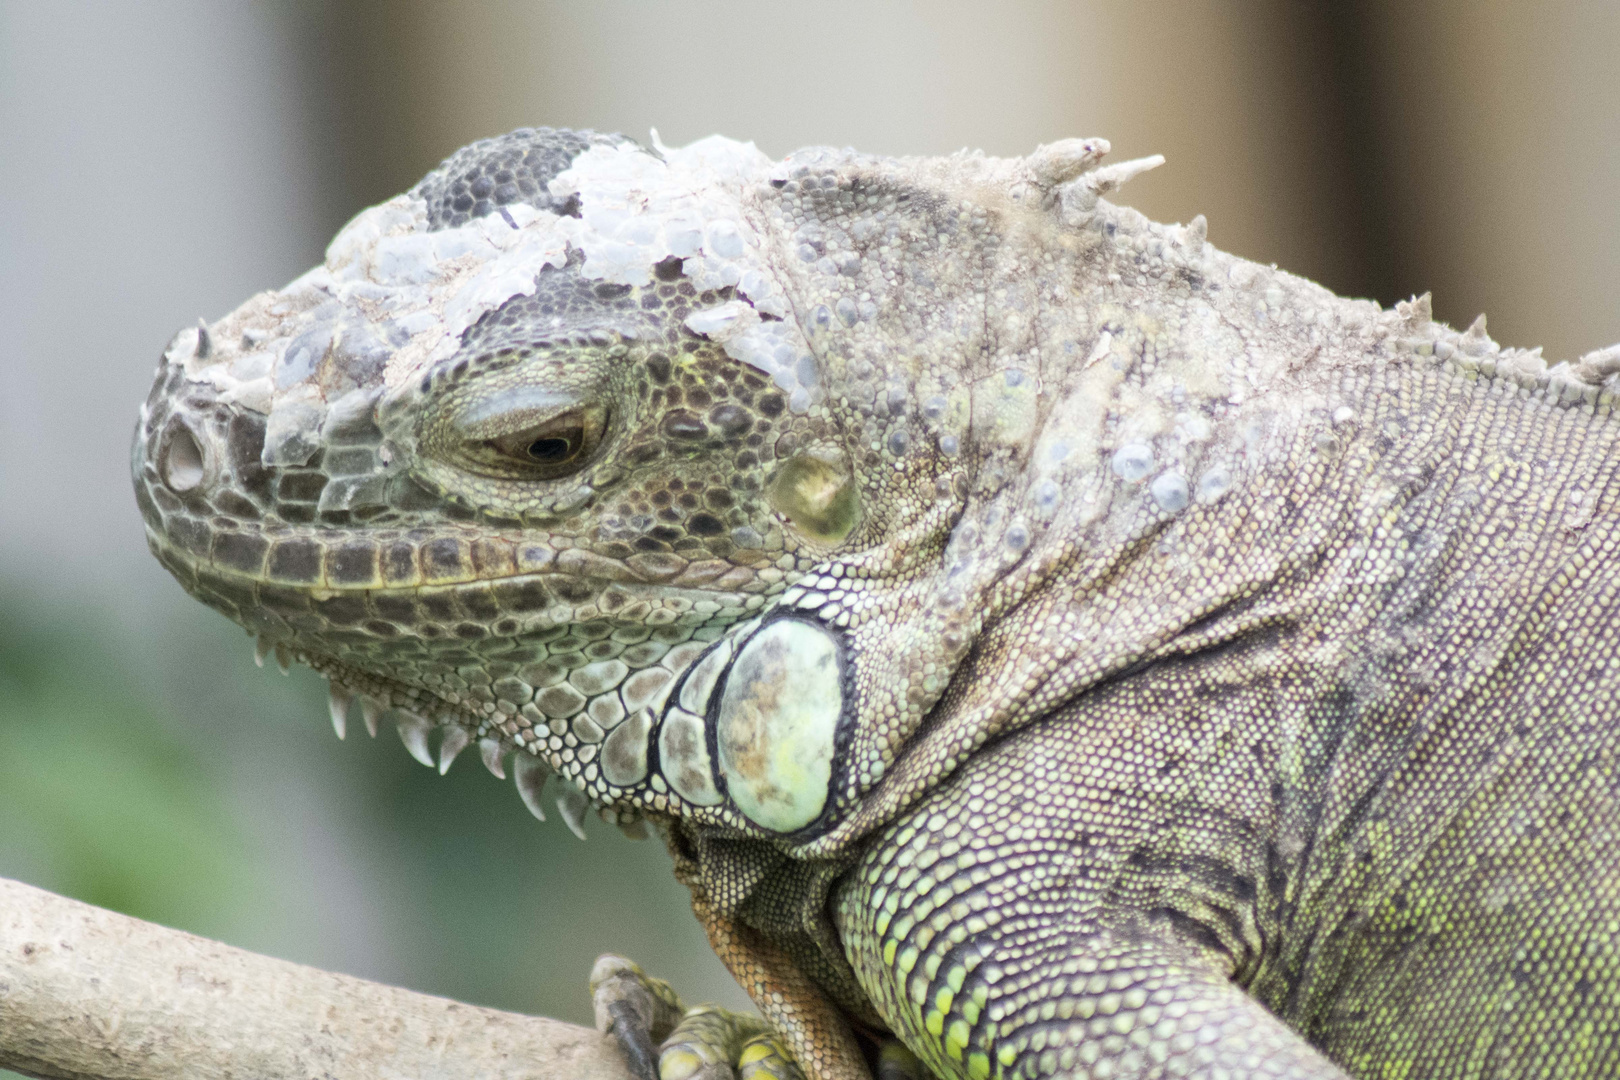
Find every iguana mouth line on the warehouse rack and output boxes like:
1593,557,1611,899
145,524,756,601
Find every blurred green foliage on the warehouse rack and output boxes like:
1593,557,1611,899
0,601,258,930
0,583,747,1077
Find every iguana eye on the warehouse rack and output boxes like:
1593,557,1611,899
482,407,606,477
426,385,609,481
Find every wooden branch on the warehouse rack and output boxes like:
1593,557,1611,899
0,877,634,1080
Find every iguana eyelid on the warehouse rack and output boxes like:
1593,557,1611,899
457,386,582,435
433,385,609,480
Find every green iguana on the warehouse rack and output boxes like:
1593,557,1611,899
132,127,1620,1080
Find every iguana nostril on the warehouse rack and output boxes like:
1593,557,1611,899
162,426,206,492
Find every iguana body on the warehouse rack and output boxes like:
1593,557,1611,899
132,127,1620,1079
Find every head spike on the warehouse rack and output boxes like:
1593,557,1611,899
1063,154,1165,216
1025,137,1110,190
194,318,212,360
514,752,551,821
396,711,435,768
273,643,292,676
253,634,273,668
359,697,385,738
479,737,507,779
1573,342,1620,384
1183,214,1208,247
438,725,470,774
557,787,589,840
1398,293,1433,329
326,684,351,740
1460,313,1497,357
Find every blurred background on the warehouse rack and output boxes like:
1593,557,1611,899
1,0,1617,1065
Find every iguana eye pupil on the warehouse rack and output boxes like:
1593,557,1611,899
527,436,574,461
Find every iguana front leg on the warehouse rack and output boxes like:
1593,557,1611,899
594,828,872,1080
688,894,871,1080
603,742,1352,1080
592,949,928,1080
840,895,1346,1079
835,736,1352,1080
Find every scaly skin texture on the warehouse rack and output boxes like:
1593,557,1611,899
133,127,1620,1079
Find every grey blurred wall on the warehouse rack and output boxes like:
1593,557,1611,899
1,0,1617,1037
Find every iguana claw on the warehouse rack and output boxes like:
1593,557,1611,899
590,955,805,1080
591,954,682,1080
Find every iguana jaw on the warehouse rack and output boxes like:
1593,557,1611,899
141,518,758,722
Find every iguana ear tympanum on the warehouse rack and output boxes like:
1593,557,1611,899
134,127,1620,1079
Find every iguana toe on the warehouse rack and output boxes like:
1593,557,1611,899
591,955,807,1080
659,1006,805,1080
734,1030,806,1080
591,954,684,1080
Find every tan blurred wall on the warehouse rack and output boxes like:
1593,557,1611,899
318,0,1618,363
2,0,1616,1041
1352,0,1620,359
324,1,1362,297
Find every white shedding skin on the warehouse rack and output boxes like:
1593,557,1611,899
168,132,821,482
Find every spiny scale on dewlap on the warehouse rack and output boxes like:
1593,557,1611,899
135,124,1620,1079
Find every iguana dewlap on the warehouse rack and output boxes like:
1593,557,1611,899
133,127,1620,1079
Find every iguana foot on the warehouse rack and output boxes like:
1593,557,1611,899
591,954,806,1080
591,955,684,1080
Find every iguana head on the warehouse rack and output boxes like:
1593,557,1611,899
133,126,1153,848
